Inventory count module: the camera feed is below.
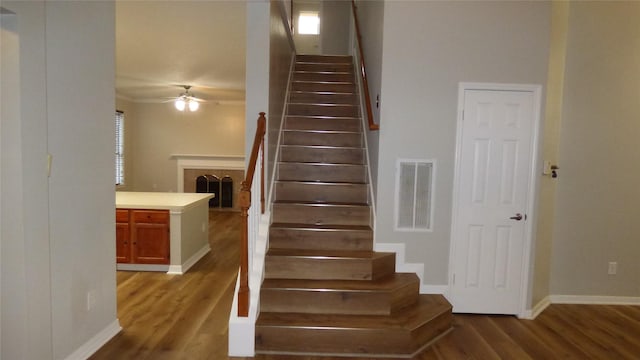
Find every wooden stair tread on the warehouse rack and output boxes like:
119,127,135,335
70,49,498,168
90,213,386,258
257,294,451,330
292,80,354,85
286,115,360,121
261,273,418,292
275,180,366,185
267,248,392,259
270,222,371,232
273,200,368,206
283,129,360,134
281,144,363,150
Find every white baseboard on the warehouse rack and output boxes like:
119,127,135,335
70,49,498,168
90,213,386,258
117,264,168,272
519,294,640,320
520,296,551,319
420,284,449,296
63,319,121,360
375,242,425,281
167,244,211,275
549,294,640,305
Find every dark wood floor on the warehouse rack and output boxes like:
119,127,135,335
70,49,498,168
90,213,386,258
92,211,640,359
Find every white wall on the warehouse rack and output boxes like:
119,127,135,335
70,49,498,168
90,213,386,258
267,0,296,204
377,1,551,285
45,2,119,357
550,2,640,297
126,101,245,193
321,0,350,55
1,1,118,359
292,0,320,54
352,0,383,203
531,1,569,306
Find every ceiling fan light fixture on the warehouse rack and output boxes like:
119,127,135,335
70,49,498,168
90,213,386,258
174,85,201,112
188,99,199,112
175,97,186,111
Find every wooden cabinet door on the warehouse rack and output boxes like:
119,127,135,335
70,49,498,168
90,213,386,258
131,210,170,264
116,209,131,263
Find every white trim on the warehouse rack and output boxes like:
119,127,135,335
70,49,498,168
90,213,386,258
63,320,121,360
421,284,449,296
171,154,245,193
549,295,640,305
166,244,211,275
448,82,543,317
520,296,551,320
374,242,424,285
116,263,169,272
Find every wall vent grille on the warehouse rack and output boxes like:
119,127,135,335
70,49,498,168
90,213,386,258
394,159,435,232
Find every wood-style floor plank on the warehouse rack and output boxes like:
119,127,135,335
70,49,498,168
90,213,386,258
92,211,640,359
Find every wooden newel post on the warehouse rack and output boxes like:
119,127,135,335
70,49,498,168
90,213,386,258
238,183,251,317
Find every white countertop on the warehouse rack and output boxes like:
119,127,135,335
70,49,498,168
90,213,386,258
116,192,214,212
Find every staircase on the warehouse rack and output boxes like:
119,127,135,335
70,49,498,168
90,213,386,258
255,54,453,358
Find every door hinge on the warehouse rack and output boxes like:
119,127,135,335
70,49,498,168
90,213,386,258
452,273,456,285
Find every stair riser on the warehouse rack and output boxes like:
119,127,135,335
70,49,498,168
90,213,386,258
280,146,364,164
275,182,367,203
260,278,419,315
285,117,361,132
260,289,394,315
297,55,352,64
282,131,362,147
294,72,354,83
256,310,452,356
256,326,409,355
272,203,370,226
269,227,373,251
264,254,394,281
278,163,367,183
288,104,359,117
289,92,358,105
295,62,353,72
292,82,355,93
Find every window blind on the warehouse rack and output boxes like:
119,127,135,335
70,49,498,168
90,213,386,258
115,111,124,185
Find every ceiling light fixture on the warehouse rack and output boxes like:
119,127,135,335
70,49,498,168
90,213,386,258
174,85,201,112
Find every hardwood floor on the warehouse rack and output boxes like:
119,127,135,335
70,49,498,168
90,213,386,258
92,211,640,359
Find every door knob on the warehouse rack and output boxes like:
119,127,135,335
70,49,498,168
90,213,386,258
510,213,523,221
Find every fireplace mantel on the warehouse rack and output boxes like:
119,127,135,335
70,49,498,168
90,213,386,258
171,154,245,193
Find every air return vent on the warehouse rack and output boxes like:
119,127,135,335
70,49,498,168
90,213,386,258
394,159,435,232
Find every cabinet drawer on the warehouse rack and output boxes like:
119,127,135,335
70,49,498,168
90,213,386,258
133,210,169,224
116,209,130,222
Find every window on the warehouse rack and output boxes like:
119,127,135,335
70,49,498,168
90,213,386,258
298,11,320,35
115,110,124,185
394,159,435,232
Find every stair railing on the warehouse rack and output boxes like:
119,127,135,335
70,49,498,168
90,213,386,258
351,0,379,131
238,112,266,317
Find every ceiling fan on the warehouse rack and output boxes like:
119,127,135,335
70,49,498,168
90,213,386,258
172,85,204,112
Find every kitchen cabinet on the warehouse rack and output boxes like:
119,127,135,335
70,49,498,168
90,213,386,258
115,192,213,274
116,209,170,265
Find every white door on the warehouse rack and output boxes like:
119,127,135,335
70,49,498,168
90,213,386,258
450,85,539,315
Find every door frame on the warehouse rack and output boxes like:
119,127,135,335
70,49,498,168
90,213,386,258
448,82,543,318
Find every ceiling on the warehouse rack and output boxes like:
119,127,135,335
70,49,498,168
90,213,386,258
115,1,246,103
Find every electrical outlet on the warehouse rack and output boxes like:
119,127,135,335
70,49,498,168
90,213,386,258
608,262,617,275
87,290,97,311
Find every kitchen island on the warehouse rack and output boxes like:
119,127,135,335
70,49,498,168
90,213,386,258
115,192,213,274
